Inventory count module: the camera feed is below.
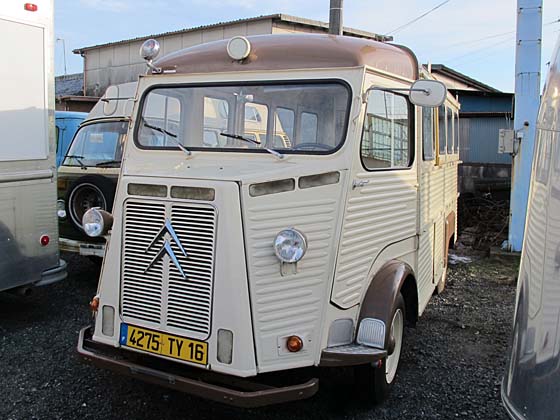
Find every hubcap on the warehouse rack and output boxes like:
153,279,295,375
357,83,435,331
385,308,404,384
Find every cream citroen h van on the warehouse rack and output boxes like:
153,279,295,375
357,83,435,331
78,34,460,407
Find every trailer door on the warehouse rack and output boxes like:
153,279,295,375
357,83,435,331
0,17,48,161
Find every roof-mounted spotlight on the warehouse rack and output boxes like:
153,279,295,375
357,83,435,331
140,39,162,73
227,36,251,61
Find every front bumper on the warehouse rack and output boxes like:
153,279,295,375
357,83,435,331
35,259,67,286
60,237,105,257
77,326,319,408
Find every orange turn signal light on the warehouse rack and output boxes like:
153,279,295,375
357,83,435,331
89,296,100,313
286,335,303,352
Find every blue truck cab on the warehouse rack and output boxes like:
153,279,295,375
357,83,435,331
55,111,87,167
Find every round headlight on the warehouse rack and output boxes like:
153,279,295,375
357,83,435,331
82,208,104,237
57,199,66,219
273,228,307,263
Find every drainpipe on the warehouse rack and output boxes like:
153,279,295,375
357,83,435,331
329,0,343,35
507,0,543,252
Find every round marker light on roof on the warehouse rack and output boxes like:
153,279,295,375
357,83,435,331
227,36,251,61
140,38,160,61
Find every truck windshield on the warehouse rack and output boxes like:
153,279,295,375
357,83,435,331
63,121,128,167
136,82,350,154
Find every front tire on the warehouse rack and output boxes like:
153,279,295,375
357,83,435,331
355,293,406,404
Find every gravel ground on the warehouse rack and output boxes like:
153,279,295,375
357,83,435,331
0,252,518,420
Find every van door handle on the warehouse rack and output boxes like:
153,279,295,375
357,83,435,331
352,179,370,189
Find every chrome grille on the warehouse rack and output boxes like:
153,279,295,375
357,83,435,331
121,199,216,339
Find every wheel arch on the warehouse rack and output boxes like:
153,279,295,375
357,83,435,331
358,260,418,349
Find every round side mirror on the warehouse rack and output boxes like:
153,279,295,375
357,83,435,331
409,80,447,108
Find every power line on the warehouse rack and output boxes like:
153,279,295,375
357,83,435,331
385,0,452,36
435,18,559,64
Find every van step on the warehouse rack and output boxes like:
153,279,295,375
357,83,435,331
319,344,386,367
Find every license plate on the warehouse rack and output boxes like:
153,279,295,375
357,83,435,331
119,324,208,365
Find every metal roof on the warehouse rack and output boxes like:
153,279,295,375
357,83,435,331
55,73,84,96
72,14,391,54
428,64,501,93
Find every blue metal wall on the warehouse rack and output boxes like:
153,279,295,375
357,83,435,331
459,117,513,164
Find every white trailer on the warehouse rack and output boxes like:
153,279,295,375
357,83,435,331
0,0,66,293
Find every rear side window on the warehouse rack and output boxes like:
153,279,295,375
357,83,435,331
422,107,435,161
361,89,412,169
453,111,459,154
447,106,454,154
438,105,446,155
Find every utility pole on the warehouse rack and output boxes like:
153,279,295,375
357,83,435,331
508,0,543,252
56,37,67,75
329,0,343,35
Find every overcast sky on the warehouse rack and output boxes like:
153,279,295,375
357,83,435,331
55,0,560,92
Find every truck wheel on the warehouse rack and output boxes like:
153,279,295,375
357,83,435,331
66,175,115,232
355,293,406,405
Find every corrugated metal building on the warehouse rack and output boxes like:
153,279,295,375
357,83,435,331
72,14,388,97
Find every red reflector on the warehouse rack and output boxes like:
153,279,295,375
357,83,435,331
24,3,38,11
40,235,50,246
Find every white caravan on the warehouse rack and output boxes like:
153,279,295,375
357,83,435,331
0,0,66,294
78,34,460,407
502,35,560,420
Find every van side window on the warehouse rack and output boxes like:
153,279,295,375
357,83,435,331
361,89,411,169
422,107,435,161
447,106,453,154
300,112,318,143
438,105,446,155
453,111,459,154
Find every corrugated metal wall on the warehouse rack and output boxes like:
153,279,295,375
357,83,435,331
460,117,513,164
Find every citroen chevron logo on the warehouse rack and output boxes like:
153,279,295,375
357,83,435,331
144,219,188,279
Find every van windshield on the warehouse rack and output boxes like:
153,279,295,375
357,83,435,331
136,82,350,154
63,121,128,167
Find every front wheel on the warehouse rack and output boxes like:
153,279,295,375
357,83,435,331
355,293,406,404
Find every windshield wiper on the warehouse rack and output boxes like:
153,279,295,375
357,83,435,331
220,132,284,160
141,118,191,157
95,160,122,167
64,154,87,170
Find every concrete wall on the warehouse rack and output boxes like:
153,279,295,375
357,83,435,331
82,19,274,96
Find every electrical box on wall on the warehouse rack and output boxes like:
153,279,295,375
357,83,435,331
498,129,515,154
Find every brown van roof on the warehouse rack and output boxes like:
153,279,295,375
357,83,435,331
153,34,418,80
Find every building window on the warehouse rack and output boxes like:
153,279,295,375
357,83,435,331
361,89,411,169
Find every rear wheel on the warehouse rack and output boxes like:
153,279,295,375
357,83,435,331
355,293,406,404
